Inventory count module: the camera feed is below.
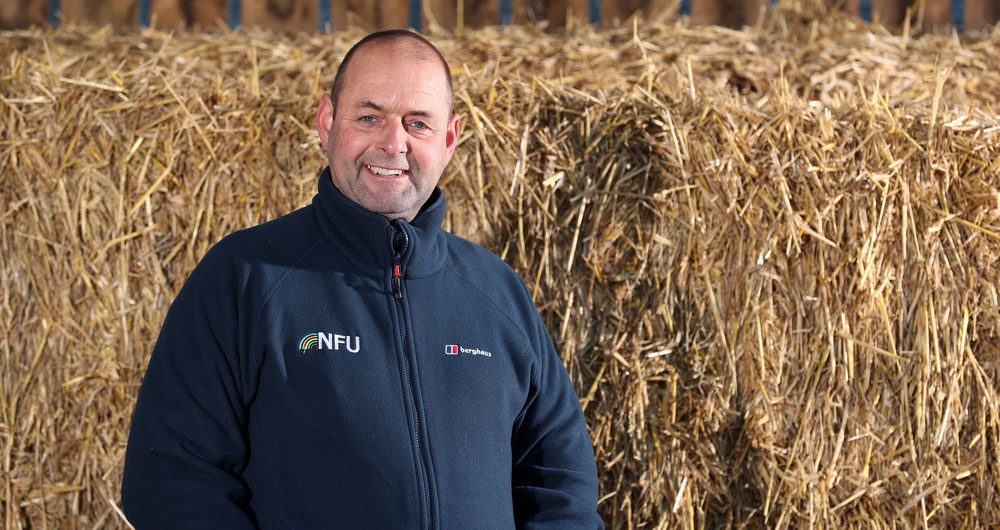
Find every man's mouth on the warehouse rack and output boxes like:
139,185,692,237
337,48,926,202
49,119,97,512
366,165,406,177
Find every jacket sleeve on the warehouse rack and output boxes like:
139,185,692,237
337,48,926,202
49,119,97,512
121,242,259,529
511,304,604,529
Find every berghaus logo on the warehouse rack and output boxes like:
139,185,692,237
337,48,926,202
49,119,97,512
444,344,492,357
299,332,360,352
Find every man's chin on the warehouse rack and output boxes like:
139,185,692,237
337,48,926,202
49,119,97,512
358,198,416,221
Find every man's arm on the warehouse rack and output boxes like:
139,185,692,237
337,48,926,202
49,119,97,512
511,306,604,529
122,244,258,529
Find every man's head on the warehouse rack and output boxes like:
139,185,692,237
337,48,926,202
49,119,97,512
316,30,461,222
330,30,454,118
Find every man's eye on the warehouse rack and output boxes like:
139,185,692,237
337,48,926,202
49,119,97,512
409,121,428,129
360,116,376,123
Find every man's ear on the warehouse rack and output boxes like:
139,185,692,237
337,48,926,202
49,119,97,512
317,93,334,151
444,113,461,163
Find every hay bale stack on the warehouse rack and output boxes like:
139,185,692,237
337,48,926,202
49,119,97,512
2,11,999,528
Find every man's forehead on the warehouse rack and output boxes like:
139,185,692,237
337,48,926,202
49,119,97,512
348,40,442,73
354,99,437,119
343,75,447,104
340,48,449,111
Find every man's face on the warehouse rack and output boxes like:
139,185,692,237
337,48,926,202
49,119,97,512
316,42,460,222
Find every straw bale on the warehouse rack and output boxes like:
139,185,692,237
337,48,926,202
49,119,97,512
2,8,1000,528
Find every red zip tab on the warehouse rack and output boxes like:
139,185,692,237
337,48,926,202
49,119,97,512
389,221,407,300
392,264,402,299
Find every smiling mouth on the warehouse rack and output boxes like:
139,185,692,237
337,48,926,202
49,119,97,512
366,165,407,177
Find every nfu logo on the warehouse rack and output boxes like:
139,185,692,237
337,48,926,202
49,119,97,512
299,332,360,353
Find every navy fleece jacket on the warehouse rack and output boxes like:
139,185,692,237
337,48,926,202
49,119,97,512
121,168,603,529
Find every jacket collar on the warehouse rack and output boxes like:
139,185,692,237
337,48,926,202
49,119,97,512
312,167,449,279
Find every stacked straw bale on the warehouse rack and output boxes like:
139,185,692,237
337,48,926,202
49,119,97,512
2,8,1000,528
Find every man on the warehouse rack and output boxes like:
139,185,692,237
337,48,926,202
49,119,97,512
122,30,603,529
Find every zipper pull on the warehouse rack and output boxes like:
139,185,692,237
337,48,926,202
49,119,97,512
389,221,408,299
392,263,402,299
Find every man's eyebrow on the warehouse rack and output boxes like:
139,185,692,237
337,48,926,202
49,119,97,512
358,100,435,119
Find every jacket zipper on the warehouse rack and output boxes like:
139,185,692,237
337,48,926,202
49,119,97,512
388,221,432,530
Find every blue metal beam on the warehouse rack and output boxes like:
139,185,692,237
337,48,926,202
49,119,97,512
139,0,151,27
680,0,691,17
500,0,513,25
229,0,242,28
589,0,601,24
860,0,872,22
319,0,331,31
410,0,422,30
48,0,60,26
952,0,964,31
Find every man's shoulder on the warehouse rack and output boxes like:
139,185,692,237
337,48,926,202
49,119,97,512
197,205,322,276
443,233,521,281
441,233,538,320
221,204,317,252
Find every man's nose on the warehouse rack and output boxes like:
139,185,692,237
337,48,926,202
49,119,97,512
376,120,408,155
